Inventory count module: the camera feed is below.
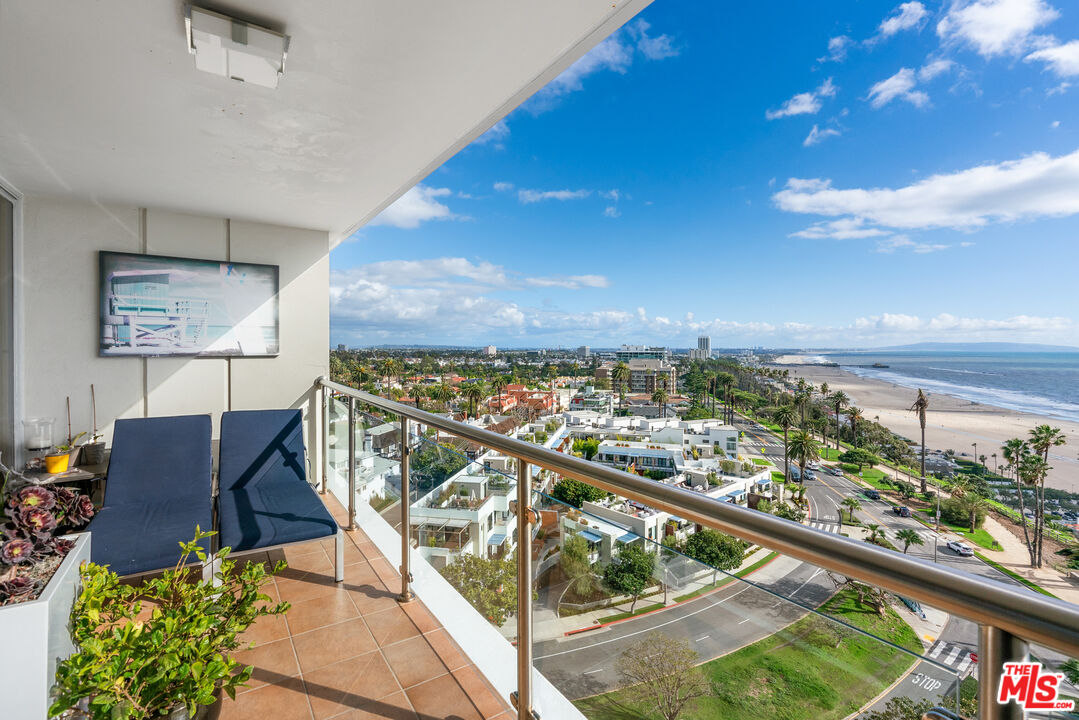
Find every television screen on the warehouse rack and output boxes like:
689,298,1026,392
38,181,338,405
99,251,279,358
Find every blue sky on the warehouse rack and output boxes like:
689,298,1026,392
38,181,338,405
330,0,1079,349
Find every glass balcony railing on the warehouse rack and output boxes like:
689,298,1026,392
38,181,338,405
316,377,1079,720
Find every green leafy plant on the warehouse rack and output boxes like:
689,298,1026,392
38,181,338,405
50,529,289,719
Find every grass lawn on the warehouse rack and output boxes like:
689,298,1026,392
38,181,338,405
975,552,1057,598
920,510,1001,551
820,448,842,461
772,471,787,483
752,457,771,466
576,588,920,720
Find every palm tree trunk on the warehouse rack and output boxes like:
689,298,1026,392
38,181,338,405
1014,469,1036,566
783,427,789,482
919,424,927,494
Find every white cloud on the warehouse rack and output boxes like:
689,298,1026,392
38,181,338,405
493,181,514,192
791,218,892,239
875,235,951,253
804,124,841,146
1048,81,1072,95
600,189,622,201
880,2,929,37
627,19,680,60
474,119,509,147
937,0,1059,57
1051,120,1061,128
517,188,591,204
868,68,931,108
774,147,1079,231
369,185,459,229
526,21,678,113
819,36,853,63
918,58,956,81
603,206,621,218
1026,39,1079,77
766,78,837,119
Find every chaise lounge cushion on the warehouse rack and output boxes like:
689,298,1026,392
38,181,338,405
88,414,214,575
87,497,213,576
217,409,337,553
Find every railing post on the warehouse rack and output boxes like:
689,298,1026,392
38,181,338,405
978,625,1027,720
516,459,535,720
397,416,413,603
347,395,356,531
320,386,329,495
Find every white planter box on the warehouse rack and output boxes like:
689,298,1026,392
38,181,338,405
0,533,90,720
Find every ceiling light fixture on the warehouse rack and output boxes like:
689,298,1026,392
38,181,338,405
184,5,289,89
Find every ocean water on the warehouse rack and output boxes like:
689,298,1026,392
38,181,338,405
808,351,1079,424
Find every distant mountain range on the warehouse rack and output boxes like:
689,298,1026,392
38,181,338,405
872,342,1079,353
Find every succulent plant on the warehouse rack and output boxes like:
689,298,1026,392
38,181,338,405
1,463,95,605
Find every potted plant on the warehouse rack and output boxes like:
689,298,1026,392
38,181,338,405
0,464,95,718
50,529,290,720
81,385,107,466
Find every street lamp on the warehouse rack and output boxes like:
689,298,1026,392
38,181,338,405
972,442,978,468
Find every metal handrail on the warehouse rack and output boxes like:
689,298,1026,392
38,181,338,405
317,377,1072,719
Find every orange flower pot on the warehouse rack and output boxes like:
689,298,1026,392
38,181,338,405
44,453,70,474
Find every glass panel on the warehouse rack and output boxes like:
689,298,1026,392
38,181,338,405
0,192,12,464
531,487,964,720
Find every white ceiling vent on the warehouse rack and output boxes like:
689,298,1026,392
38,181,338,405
185,6,289,89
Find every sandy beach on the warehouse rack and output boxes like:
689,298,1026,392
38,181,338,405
771,357,1079,492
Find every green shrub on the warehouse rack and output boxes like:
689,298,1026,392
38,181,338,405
50,530,289,718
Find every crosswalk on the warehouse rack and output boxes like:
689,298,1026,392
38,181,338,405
808,521,841,534
806,520,939,546
926,639,975,674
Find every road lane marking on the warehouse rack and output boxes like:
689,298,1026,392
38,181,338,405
738,618,750,624
535,582,755,659
956,655,972,673
942,645,962,665
584,669,603,675
928,642,945,659
696,635,710,642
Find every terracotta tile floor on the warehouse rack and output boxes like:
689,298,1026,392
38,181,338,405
219,494,514,720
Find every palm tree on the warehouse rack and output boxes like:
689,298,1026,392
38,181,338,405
789,483,807,509
612,362,630,413
840,497,861,524
864,523,886,546
709,372,719,418
829,391,849,453
819,382,829,401
490,375,508,414
787,429,820,486
432,382,454,409
772,405,797,483
651,385,669,418
1029,425,1066,566
718,372,735,424
793,388,811,428
1002,438,1035,565
847,406,863,447
908,389,930,493
461,382,485,418
896,528,924,554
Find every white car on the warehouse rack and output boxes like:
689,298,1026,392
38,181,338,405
946,540,974,557
808,461,822,470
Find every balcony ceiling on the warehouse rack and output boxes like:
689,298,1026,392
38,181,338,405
0,0,650,243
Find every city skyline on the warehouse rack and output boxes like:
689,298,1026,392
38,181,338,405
330,1,1079,348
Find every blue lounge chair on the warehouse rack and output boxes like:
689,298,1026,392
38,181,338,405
217,409,343,582
86,414,214,577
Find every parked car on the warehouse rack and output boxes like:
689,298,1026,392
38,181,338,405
893,506,911,517
789,466,802,482
864,489,881,500
947,540,974,556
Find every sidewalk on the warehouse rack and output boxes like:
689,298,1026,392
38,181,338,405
505,544,777,642
980,514,1079,604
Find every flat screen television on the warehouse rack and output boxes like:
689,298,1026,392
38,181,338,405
99,251,279,358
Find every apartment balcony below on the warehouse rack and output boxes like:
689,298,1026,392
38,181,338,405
221,492,511,720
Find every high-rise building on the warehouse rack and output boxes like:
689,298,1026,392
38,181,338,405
615,344,669,362
698,335,711,355
577,345,590,358
482,345,497,356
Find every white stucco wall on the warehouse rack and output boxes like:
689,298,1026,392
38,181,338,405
19,198,328,469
